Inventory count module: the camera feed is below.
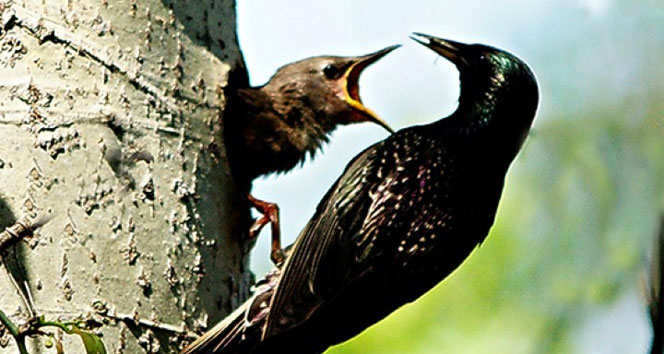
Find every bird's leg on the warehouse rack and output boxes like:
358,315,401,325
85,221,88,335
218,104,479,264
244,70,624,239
247,194,286,266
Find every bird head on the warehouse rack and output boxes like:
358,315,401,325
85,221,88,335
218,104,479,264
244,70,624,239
263,45,399,134
410,33,538,104
410,33,538,147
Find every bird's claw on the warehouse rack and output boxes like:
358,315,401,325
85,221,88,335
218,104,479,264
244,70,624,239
248,195,285,266
248,215,270,239
271,249,286,267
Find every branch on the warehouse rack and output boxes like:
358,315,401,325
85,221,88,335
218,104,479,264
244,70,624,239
0,216,53,353
0,308,29,354
0,215,50,256
0,220,32,255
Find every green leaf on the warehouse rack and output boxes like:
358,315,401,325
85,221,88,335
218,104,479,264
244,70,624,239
71,327,107,354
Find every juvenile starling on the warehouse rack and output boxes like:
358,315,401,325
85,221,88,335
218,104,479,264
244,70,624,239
184,33,539,354
225,46,398,264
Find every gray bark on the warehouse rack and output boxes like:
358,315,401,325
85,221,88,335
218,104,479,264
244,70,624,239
0,0,250,352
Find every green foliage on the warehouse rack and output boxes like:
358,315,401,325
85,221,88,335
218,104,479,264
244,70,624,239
69,327,107,354
39,317,107,354
0,313,107,354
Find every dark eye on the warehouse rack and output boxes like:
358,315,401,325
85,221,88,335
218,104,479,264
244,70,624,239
323,64,342,79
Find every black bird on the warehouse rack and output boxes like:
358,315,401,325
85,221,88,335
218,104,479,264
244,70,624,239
225,46,398,264
184,33,539,354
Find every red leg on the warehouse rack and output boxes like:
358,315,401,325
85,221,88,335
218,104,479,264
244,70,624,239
248,194,286,266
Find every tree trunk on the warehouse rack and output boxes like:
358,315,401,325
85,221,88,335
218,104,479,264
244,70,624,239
0,0,250,353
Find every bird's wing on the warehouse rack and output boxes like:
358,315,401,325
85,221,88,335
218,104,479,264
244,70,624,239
262,143,378,338
263,135,420,338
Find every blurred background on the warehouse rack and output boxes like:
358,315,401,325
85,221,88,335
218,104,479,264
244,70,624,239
236,1,663,353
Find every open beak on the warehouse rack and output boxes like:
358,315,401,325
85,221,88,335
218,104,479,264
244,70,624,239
410,33,469,67
342,45,400,134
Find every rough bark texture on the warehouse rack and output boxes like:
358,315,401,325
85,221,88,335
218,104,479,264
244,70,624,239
0,0,250,353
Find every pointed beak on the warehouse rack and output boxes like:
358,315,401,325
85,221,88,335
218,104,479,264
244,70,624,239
342,45,400,134
410,33,469,67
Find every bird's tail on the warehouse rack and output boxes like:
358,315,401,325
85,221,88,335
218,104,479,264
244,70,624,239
180,270,280,354
180,299,250,354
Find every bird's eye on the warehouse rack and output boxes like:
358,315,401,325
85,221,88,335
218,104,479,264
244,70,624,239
323,64,342,80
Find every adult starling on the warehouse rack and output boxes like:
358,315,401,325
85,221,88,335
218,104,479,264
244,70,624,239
184,33,539,354
225,46,398,264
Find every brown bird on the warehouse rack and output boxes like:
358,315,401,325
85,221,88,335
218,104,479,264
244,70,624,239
225,46,398,265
